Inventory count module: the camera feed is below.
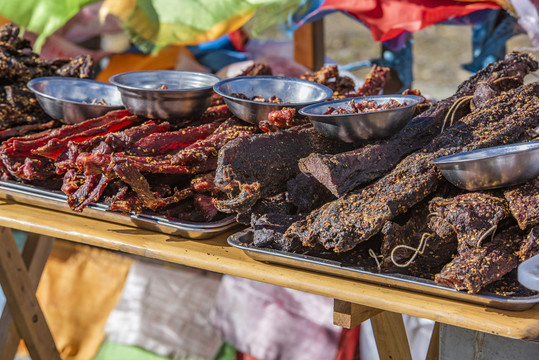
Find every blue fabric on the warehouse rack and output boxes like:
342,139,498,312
463,10,523,73
188,35,248,71
0,288,5,317
191,48,248,72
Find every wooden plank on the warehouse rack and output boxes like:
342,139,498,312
0,199,537,339
333,299,383,328
294,19,325,70
0,227,60,360
426,322,440,360
371,311,412,360
0,233,54,360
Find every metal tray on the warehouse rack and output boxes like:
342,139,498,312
0,180,238,239
228,229,539,311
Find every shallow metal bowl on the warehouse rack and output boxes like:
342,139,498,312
299,94,424,142
213,76,333,124
518,254,539,291
27,77,124,124
432,141,539,191
109,70,220,120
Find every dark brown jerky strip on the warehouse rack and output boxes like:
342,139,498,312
504,177,539,230
299,52,538,197
285,82,539,252
286,173,335,214
214,125,353,214
434,227,523,294
517,225,539,262
429,193,510,252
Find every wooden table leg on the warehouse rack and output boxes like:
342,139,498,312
294,19,325,71
333,299,383,328
371,311,412,360
0,227,60,359
426,322,440,360
0,232,54,359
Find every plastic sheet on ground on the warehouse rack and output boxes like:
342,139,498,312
104,261,222,360
211,275,341,360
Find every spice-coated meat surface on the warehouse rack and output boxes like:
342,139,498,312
284,81,539,253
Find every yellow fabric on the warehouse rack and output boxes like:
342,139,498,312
96,45,193,82
18,241,133,360
156,11,254,46
100,0,254,50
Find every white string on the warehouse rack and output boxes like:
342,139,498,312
390,233,432,268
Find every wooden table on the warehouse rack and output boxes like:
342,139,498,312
0,198,538,360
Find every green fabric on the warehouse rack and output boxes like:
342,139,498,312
212,342,237,360
118,0,301,52
93,340,237,360
0,0,98,51
93,340,170,360
0,0,300,54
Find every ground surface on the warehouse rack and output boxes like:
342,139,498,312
322,12,539,99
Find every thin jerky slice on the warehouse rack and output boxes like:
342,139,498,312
429,193,510,252
504,177,539,230
517,225,539,262
434,227,523,294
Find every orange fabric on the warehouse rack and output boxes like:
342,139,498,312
96,45,195,82
17,241,133,360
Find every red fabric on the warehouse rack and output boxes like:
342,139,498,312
229,28,249,52
320,0,501,42
334,325,361,360
236,353,261,360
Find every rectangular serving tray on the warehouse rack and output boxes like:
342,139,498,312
228,229,539,311
0,180,238,239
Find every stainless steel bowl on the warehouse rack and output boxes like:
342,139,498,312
432,141,539,191
109,70,220,120
213,76,333,124
299,94,423,142
27,77,124,124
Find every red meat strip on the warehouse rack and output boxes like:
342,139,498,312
112,160,194,210
342,65,390,98
32,114,141,159
61,169,82,195
0,109,132,156
127,120,222,156
68,174,111,212
0,120,57,141
198,104,231,122
55,120,170,174
191,172,220,195
194,193,219,221
258,107,308,132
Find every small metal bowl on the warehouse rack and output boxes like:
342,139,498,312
213,76,333,124
109,70,220,120
27,77,124,124
299,95,423,142
432,141,539,191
